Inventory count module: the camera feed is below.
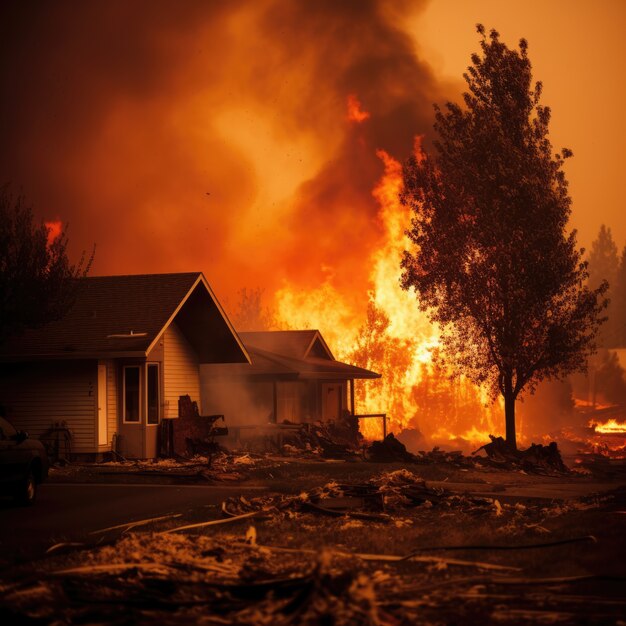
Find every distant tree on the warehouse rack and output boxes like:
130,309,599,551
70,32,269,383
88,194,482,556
0,187,93,343
588,225,619,346
400,26,608,448
613,246,626,347
230,287,278,331
348,298,412,428
595,349,626,405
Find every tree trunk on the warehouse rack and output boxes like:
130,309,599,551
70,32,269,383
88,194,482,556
504,393,517,450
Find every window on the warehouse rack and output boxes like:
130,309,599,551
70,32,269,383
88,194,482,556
123,366,140,423
146,364,160,425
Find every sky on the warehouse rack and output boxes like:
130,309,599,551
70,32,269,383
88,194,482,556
1,0,624,311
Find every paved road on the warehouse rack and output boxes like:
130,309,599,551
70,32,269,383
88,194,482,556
0,482,268,565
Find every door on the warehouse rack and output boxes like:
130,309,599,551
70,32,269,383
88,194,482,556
321,382,342,422
97,362,108,446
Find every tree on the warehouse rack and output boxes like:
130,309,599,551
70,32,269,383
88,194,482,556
230,287,278,331
613,245,626,347
0,187,92,342
587,225,619,347
400,26,608,449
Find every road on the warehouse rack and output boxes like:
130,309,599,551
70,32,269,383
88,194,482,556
0,482,268,565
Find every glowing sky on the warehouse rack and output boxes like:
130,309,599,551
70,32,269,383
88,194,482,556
415,0,626,251
1,0,624,309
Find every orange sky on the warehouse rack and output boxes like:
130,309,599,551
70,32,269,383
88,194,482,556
414,0,626,251
1,0,624,313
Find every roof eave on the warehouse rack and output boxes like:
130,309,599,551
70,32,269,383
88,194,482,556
0,350,148,362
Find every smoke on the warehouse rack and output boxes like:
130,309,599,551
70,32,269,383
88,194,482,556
0,0,446,304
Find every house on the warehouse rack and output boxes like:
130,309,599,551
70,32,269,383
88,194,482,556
0,273,249,459
200,330,380,442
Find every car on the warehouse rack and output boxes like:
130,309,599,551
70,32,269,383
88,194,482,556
0,416,49,505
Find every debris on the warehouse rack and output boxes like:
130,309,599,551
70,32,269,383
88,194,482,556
474,436,569,474
366,433,417,462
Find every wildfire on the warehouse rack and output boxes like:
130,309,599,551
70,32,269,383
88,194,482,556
346,94,371,123
589,418,626,434
45,220,62,246
274,140,502,447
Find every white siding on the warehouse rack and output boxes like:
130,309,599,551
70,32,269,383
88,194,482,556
164,322,200,417
0,360,97,452
106,360,118,446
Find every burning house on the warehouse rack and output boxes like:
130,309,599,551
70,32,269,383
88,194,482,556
200,330,381,446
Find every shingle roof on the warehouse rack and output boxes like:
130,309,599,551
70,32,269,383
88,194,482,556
239,330,334,360
0,272,247,362
202,330,380,381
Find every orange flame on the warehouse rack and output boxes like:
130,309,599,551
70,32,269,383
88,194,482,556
274,142,503,447
590,418,626,434
346,94,371,123
45,220,62,246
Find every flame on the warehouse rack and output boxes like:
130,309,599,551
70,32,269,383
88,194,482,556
346,94,370,123
45,220,62,246
589,418,626,434
274,144,502,447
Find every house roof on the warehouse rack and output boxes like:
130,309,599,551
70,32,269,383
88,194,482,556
239,330,335,360
0,272,249,363
202,330,380,381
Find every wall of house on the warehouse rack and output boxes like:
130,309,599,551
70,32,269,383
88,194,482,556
164,321,200,417
276,381,317,423
201,379,274,426
104,359,118,447
0,360,97,452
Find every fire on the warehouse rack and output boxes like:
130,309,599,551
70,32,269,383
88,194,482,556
274,143,502,448
45,220,62,246
346,94,370,123
589,418,626,434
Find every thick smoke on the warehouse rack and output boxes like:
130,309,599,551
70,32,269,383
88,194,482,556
0,0,446,303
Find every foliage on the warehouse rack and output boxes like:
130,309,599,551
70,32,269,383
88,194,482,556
611,245,626,347
595,349,626,405
400,26,608,446
348,299,412,426
587,225,619,347
0,187,92,342
230,287,279,331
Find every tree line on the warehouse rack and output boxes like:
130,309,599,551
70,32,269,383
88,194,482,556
588,224,626,348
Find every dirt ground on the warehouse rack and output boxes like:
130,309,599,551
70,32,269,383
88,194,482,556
2,453,626,625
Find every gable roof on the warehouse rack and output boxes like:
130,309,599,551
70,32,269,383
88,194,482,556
239,330,334,360
203,330,380,381
0,272,249,363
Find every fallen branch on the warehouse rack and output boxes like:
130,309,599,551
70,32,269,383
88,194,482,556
46,542,85,554
52,562,173,576
158,509,262,534
244,543,520,572
89,512,183,535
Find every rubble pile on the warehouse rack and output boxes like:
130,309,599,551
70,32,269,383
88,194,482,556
474,436,569,474
366,433,417,462
281,422,360,459
222,469,536,523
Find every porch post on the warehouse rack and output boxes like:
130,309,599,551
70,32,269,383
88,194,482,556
272,381,278,424
349,379,355,416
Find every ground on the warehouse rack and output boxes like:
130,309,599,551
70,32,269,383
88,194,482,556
1,452,625,625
